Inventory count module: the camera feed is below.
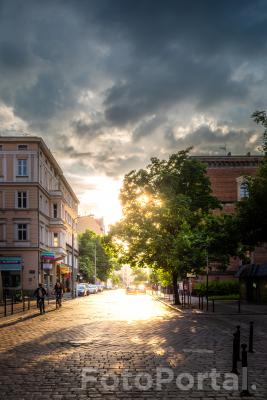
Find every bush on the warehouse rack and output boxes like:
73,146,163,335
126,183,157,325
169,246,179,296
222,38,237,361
194,280,239,296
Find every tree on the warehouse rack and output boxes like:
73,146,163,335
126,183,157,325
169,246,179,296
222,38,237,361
236,111,267,247
110,149,220,304
78,230,111,282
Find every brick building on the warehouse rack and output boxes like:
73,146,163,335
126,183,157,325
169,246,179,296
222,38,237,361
0,137,79,299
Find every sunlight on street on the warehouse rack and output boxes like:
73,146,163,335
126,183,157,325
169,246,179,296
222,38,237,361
104,289,167,322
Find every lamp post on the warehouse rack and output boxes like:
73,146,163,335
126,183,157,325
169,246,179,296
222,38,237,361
206,253,209,310
71,216,79,299
94,242,97,284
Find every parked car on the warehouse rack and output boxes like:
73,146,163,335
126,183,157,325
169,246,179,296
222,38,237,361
77,283,89,296
87,284,98,294
95,284,104,292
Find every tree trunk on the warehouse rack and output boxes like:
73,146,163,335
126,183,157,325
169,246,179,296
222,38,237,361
172,271,181,305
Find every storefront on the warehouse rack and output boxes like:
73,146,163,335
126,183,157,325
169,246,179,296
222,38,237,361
0,256,22,298
41,252,55,293
58,263,71,292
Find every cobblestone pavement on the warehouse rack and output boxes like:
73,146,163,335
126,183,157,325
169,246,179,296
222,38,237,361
0,290,266,399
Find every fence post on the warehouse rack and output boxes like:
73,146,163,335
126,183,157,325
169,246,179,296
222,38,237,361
231,332,239,375
198,295,201,309
201,295,204,310
236,325,241,361
11,295,14,315
212,299,215,313
28,296,30,310
206,296,209,311
240,344,250,397
23,295,25,311
249,321,254,354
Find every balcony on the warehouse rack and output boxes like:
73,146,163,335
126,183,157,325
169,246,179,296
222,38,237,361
49,190,63,197
49,218,66,228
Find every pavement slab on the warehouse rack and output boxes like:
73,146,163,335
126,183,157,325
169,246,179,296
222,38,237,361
0,290,266,399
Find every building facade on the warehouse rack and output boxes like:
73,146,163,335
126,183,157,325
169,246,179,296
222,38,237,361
192,154,267,301
0,137,79,298
194,154,265,270
77,215,105,236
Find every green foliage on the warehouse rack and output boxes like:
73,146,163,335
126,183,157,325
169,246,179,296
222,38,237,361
110,149,224,304
236,111,267,247
150,269,172,287
194,280,239,296
132,268,150,284
78,230,111,282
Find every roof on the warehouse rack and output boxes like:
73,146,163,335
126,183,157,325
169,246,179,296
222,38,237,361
192,155,264,168
0,136,79,204
236,264,267,278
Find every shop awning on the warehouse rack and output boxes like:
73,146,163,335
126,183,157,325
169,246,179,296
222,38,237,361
58,264,71,274
236,264,267,278
41,251,55,261
0,257,22,271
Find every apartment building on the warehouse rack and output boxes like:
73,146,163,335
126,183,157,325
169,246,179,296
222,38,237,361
77,215,105,236
0,137,79,298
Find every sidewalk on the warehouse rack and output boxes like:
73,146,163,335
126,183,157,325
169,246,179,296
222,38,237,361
152,291,267,315
0,292,75,325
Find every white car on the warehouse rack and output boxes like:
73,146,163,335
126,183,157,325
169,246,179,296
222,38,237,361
87,284,98,294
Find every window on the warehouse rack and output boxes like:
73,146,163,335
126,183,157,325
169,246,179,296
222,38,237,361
0,224,6,241
240,182,249,199
40,226,44,243
17,224,27,241
53,203,58,218
18,144,28,150
17,192,27,208
17,159,28,176
53,232,59,247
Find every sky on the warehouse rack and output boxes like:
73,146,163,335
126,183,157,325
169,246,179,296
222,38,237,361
0,0,267,228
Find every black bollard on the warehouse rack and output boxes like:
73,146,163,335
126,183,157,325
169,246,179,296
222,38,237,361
4,293,7,317
212,299,215,312
231,332,239,375
249,321,254,354
240,343,250,397
236,326,241,361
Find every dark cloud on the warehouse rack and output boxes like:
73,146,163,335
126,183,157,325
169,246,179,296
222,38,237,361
0,0,266,180
164,124,261,155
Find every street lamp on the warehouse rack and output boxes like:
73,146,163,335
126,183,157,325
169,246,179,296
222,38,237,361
71,216,79,298
94,242,97,284
206,253,209,311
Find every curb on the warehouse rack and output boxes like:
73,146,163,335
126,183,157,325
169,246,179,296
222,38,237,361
153,296,186,314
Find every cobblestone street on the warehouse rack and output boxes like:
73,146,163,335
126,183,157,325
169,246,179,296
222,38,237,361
0,290,266,399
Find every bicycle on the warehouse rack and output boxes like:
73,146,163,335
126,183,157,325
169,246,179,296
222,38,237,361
38,297,45,315
55,295,62,309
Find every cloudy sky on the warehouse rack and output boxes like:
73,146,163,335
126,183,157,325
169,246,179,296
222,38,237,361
0,0,267,226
